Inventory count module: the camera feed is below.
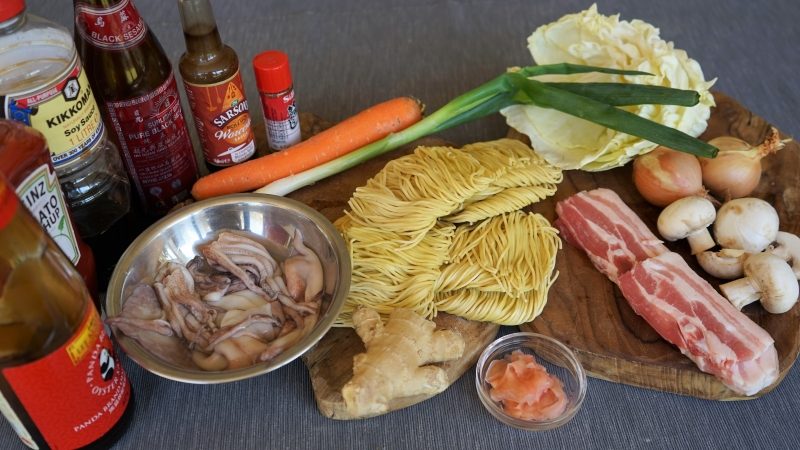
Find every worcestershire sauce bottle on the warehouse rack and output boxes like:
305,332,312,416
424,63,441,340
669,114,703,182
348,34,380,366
0,173,133,449
178,0,256,172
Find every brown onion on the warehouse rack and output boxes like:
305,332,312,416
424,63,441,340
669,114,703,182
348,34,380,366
699,127,785,199
632,146,704,207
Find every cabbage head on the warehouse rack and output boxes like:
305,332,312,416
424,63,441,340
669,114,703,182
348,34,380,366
501,4,715,171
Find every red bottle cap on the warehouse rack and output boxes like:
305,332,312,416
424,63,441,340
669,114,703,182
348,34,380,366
253,50,294,94
0,0,24,22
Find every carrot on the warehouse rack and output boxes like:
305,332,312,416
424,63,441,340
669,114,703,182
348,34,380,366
191,97,423,199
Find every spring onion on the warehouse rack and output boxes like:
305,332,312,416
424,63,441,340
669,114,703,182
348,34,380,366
256,63,717,196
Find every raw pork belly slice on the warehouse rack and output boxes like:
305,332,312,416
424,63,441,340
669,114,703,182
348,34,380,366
555,188,668,281
618,252,778,395
555,188,778,395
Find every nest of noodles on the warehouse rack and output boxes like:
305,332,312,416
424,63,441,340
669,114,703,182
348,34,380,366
335,139,562,326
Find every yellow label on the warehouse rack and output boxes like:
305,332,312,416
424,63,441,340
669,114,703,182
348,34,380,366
3,57,104,167
66,308,101,366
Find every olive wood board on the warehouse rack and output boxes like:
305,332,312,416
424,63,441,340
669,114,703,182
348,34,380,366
519,92,800,400
286,121,499,420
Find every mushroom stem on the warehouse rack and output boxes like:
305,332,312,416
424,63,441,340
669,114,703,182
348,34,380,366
720,277,761,310
687,230,716,255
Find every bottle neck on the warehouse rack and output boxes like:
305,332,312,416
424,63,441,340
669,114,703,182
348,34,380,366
178,0,223,56
184,26,224,56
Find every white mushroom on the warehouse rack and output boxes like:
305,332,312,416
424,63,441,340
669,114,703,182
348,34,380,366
657,196,716,254
720,253,799,314
714,198,779,253
696,248,749,279
767,231,800,279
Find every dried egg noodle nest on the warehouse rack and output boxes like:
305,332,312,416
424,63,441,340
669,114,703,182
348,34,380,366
334,138,562,326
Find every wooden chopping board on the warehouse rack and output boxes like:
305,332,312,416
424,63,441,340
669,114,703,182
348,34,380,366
520,92,800,400
286,127,499,419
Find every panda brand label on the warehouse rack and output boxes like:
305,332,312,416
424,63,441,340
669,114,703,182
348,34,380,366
15,163,81,265
1,57,104,167
184,70,256,166
74,0,147,50
1,305,130,449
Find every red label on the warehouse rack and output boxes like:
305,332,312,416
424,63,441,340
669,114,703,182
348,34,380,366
262,91,296,121
260,90,301,150
184,70,256,166
0,177,19,229
106,73,198,215
75,0,148,50
2,306,130,449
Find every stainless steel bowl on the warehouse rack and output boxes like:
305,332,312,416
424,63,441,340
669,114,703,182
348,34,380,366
106,193,351,383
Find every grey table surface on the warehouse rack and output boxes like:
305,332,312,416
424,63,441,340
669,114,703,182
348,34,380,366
5,0,800,449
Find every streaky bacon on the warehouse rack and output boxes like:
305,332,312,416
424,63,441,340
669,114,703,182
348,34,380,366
617,252,778,395
555,188,667,281
556,188,778,396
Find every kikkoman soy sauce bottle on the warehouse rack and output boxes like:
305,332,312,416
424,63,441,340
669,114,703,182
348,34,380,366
0,0,131,237
74,0,199,215
178,0,256,172
0,172,133,449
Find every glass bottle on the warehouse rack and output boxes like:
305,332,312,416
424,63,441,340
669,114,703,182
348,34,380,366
0,119,99,304
0,172,133,449
74,0,199,215
0,0,131,237
178,0,256,171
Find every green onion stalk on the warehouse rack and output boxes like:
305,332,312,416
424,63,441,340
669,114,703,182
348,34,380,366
257,63,718,196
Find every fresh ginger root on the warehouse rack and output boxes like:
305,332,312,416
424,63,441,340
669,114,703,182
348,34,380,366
342,307,465,417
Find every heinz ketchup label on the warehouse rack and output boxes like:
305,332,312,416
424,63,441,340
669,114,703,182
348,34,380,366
1,306,130,449
105,73,198,215
75,0,147,50
184,70,256,166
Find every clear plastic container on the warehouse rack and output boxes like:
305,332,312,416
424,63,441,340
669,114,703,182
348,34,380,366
0,0,130,236
475,332,587,430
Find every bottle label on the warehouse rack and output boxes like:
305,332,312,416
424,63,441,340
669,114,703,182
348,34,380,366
260,89,301,151
184,70,256,166
1,305,131,449
74,0,148,50
1,58,105,167
16,164,81,265
105,73,198,215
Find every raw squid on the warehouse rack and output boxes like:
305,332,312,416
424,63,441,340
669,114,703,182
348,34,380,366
109,228,326,371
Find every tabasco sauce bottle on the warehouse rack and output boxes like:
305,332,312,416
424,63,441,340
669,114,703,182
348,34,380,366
177,0,256,171
73,0,199,215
